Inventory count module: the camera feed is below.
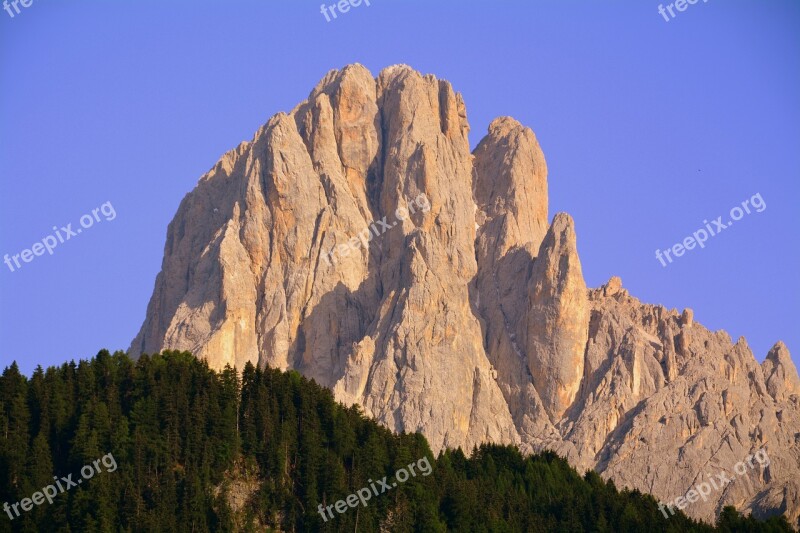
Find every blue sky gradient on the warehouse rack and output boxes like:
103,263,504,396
1,0,798,375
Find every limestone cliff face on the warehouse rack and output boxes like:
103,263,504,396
131,64,800,524
524,213,589,422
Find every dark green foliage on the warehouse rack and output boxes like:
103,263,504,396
0,351,234,532
0,351,795,532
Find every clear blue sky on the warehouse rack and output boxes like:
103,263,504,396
1,0,798,376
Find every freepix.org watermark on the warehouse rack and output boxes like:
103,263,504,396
317,456,432,522
3,453,118,521
319,0,371,22
3,201,117,273
658,448,769,518
321,193,430,267
655,193,765,267
3,0,34,19
658,0,709,22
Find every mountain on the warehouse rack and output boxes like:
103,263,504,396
1,351,794,531
130,64,800,524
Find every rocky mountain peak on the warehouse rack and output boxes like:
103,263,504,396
131,65,800,524
763,341,800,402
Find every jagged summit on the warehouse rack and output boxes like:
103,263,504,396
131,65,799,523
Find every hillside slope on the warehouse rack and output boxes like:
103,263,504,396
1,351,795,531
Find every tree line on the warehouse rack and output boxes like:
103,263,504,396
0,350,795,532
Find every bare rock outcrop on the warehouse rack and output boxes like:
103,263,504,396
131,64,800,524
763,342,800,403
524,213,589,422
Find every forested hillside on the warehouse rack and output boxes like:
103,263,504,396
0,351,794,532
